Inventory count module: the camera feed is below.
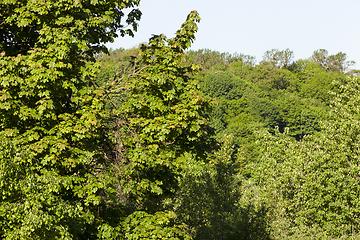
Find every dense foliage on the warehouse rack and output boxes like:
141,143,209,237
109,10,216,220
192,51,349,168
252,77,360,239
2,1,360,239
95,44,359,239
0,0,140,238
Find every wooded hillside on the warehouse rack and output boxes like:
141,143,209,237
1,1,360,239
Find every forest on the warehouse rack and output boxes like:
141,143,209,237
1,1,360,239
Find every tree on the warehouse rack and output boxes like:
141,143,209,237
186,49,255,71
92,10,216,239
253,77,360,238
261,48,294,69
0,0,140,238
112,10,216,211
172,135,270,240
311,49,355,72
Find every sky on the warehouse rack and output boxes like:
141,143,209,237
107,0,360,69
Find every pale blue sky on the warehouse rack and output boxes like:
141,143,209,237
107,0,360,69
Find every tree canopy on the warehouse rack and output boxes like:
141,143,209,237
2,1,360,239
0,0,142,238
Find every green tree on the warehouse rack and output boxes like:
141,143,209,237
186,49,255,71
311,49,355,72
245,64,296,91
291,58,349,104
113,10,215,207
100,11,216,239
0,0,140,238
253,77,360,238
261,48,294,69
171,135,269,240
